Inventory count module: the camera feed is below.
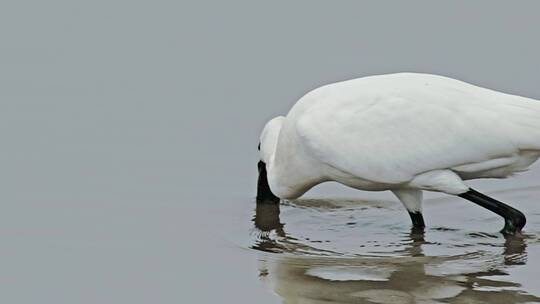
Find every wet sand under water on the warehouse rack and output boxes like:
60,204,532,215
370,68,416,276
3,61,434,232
247,186,540,304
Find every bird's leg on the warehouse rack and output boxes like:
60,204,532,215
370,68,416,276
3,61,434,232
408,211,426,232
393,189,425,231
459,188,526,235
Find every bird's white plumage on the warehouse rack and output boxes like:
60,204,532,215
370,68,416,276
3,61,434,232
261,73,540,207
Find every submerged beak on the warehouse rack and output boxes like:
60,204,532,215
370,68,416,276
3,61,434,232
257,161,280,203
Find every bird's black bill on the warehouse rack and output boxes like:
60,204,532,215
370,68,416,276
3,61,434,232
459,188,526,235
257,161,280,204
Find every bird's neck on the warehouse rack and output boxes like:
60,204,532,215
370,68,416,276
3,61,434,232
267,135,323,200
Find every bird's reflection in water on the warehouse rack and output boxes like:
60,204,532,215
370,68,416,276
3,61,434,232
251,202,285,253
252,200,540,304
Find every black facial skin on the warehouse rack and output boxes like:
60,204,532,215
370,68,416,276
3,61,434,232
257,159,280,204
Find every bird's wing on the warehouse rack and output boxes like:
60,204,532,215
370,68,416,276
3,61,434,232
295,91,540,184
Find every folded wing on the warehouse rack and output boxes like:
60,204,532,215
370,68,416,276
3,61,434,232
295,79,540,184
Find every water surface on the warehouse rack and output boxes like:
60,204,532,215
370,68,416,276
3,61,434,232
4,1,540,302
242,186,540,303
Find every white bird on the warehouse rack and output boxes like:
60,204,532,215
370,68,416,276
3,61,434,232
257,73,540,235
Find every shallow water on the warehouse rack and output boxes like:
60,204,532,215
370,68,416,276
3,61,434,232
4,2,540,302
241,186,540,303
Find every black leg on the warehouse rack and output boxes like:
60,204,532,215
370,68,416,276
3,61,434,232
408,211,425,232
458,188,526,235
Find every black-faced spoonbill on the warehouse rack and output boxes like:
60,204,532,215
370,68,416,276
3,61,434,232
257,73,540,235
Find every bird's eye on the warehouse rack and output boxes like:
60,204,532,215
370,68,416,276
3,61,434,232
258,143,261,151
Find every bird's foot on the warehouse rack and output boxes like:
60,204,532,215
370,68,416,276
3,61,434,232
500,211,526,236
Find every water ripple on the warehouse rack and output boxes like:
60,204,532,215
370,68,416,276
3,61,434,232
248,194,540,303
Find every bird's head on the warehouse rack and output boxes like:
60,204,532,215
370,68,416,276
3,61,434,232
257,116,284,203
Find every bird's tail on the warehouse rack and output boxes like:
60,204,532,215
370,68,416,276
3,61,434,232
501,97,540,151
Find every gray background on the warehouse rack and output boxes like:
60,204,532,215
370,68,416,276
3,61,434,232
1,1,539,303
